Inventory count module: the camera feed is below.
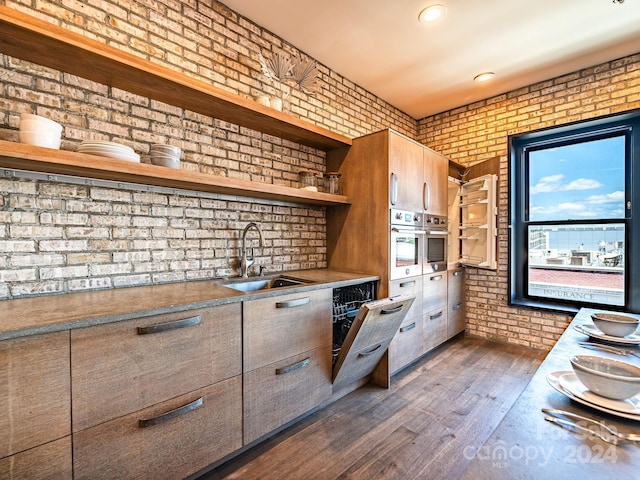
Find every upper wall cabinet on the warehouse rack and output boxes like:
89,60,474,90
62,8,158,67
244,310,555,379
0,7,353,206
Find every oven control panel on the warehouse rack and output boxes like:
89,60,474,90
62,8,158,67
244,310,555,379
390,209,422,227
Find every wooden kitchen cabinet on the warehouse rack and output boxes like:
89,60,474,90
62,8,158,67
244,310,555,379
0,331,70,460
447,268,466,337
244,347,332,444
388,130,424,211
388,277,424,374
423,148,449,217
71,303,242,431
73,377,242,480
243,288,333,444
423,271,448,352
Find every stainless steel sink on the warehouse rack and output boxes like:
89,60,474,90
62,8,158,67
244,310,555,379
218,275,312,292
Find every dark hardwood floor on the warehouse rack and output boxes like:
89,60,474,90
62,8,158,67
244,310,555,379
200,336,545,480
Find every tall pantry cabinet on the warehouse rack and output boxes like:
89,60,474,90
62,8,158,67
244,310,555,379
327,129,450,378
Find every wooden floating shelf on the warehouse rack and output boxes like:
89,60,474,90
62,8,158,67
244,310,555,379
0,6,352,152
0,140,351,206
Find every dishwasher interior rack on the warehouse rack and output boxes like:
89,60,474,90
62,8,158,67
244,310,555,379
332,281,377,364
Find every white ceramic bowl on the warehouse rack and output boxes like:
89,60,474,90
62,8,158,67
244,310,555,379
151,144,181,157
150,154,180,169
591,313,639,337
19,129,62,149
19,113,63,149
570,355,640,400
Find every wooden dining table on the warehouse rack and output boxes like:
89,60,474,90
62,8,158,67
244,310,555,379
461,307,640,479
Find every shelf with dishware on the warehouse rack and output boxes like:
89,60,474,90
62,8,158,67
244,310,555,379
0,5,353,206
0,140,351,206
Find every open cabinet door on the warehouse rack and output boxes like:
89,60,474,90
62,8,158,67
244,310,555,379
453,157,500,270
332,295,414,390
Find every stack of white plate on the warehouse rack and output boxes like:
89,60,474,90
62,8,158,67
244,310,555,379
150,143,181,169
77,140,140,162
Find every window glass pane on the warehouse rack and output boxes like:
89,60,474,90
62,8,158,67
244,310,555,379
528,136,625,222
528,224,624,307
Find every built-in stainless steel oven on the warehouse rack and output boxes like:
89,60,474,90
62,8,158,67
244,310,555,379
390,209,425,280
424,214,448,273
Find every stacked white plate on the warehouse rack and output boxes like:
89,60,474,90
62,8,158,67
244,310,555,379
77,140,140,162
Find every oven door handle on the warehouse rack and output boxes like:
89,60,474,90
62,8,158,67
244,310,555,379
425,230,449,235
391,227,427,235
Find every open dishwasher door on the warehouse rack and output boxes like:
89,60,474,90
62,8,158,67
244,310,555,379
332,294,414,390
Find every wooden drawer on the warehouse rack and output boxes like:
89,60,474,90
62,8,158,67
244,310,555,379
243,288,332,372
388,316,423,374
1,331,70,458
448,268,464,304
71,303,241,431
423,271,447,310
448,300,466,338
0,436,72,480
73,376,242,480
423,306,448,352
389,276,423,326
243,346,332,444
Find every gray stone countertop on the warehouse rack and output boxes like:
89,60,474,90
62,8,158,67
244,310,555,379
0,269,379,341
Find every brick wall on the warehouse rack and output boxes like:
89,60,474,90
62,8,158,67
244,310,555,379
0,0,414,299
418,54,640,350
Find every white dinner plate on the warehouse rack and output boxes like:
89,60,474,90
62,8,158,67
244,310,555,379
547,370,640,421
77,147,140,162
574,323,640,345
78,140,135,152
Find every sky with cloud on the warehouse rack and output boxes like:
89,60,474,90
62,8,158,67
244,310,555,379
528,136,625,221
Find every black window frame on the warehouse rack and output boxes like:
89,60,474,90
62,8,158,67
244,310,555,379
509,109,640,314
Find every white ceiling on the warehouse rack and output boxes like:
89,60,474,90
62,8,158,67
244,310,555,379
222,0,640,119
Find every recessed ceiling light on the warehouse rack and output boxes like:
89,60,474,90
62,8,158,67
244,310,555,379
418,4,446,23
474,72,495,82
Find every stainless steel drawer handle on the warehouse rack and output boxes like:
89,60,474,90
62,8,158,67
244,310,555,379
275,357,311,375
430,275,443,281
430,311,444,320
399,280,416,288
137,315,201,335
358,344,382,357
400,322,416,333
381,305,403,315
452,303,462,311
275,297,310,308
138,397,203,428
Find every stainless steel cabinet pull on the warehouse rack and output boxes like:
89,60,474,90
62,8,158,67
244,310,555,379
423,182,430,211
453,270,462,276
138,397,202,428
381,305,403,314
358,344,382,357
137,315,201,335
400,322,416,333
452,303,462,311
390,173,398,205
275,297,310,308
430,275,443,281
275,357,311,375
430,311,444,320
399,280,416,288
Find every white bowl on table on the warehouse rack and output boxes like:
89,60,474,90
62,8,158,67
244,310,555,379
570,355,640,400
591,313,639,337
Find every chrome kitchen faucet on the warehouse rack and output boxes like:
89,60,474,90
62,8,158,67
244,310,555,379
240,222,265,277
